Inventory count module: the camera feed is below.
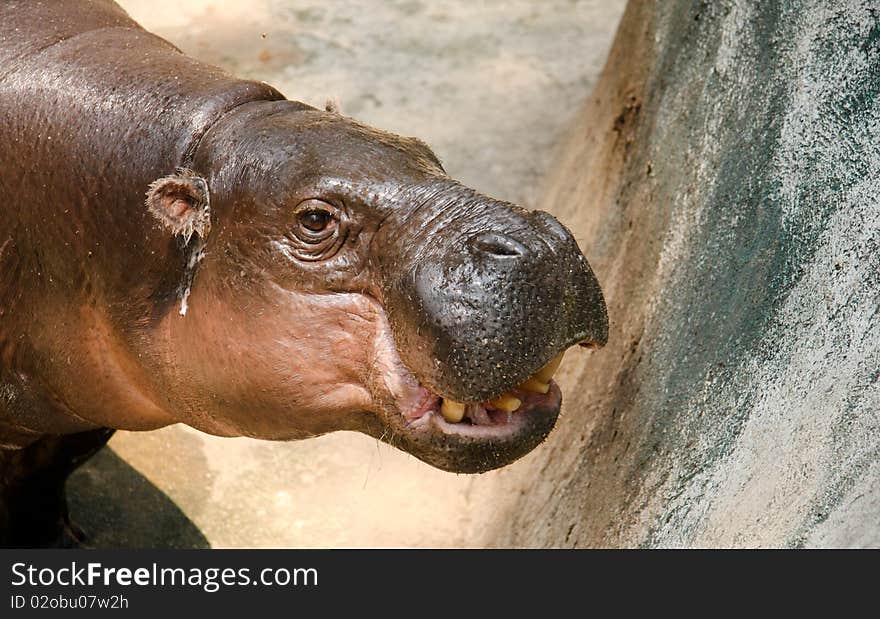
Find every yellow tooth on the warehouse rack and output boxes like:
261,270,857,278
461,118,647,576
534,352,565,384
440,399,465,423
518,377,550,394
488,393,522,413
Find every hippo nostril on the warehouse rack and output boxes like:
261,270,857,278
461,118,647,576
470,231,527,258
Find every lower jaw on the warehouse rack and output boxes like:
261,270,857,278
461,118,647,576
368,383,562,474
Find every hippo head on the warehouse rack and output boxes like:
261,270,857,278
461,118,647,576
146,100,607,473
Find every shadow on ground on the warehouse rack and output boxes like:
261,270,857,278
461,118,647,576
68,448,209,549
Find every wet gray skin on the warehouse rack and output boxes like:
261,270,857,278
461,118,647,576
379,186,608,402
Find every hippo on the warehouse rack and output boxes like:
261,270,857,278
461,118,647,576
0,0,608,547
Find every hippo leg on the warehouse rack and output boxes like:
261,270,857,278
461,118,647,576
0,427,115,548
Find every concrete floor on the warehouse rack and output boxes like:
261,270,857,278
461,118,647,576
68,0,625,548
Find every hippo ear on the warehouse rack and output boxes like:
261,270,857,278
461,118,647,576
146,169,211,244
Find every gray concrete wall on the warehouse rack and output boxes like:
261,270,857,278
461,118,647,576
471,0,879,548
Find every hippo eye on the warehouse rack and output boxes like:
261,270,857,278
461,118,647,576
300,209,333,232
292,200,338,244
286,199,345,261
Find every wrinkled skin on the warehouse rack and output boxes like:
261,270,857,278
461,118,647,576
0,0,607,546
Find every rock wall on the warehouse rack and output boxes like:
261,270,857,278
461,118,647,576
476,0,879,548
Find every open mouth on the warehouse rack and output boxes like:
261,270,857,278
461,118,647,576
400,352,565,436
372,349,571,473
363,299,601,473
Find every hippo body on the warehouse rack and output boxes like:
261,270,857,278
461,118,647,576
0,0,607,546
0,1,283,443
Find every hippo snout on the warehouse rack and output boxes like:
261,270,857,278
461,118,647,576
382,193,608,404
